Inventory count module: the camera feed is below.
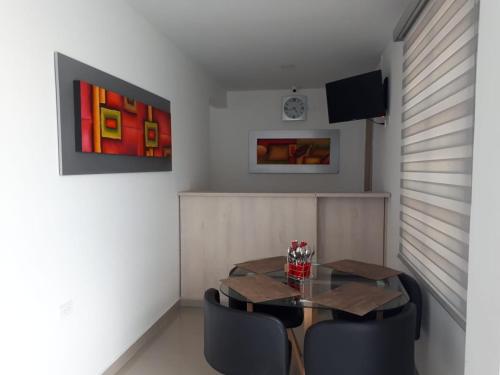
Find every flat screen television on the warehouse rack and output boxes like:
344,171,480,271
325,70,386,123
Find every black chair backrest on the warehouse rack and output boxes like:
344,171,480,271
399,273,423,340
305,303,416,375
203,288,290,375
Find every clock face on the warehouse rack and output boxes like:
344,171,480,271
282,95,307,121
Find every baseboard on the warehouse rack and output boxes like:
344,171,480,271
102,300,180,375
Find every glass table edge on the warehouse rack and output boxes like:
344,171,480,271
219,264,410,311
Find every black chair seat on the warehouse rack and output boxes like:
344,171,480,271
204,288,291,375
305,303,417,375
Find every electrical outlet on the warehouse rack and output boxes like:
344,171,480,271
59,300,73,319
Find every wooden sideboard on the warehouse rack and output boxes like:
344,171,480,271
179,192,390,302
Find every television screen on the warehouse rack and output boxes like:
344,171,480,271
325,70,386,123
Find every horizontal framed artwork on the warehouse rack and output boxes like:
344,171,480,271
249,130,340,173
74,80,172,159
55,52,172,175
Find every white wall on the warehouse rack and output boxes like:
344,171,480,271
465,0,500,373
0,1,222,374
209,89,366,193
373,42,466,375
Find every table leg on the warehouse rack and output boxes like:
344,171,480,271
246,302,253,312
287,329,305,375
303,307,317,332
376,311,384,320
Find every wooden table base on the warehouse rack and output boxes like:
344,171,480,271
246,302,253,312
288,329,305,375
303,307,318,332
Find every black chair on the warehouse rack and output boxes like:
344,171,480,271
228,267,303,329
330,273,423,341
304,303,417,375
204,288,291,375
370,273,423,340
396,273,423,340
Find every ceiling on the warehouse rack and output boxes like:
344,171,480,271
127,0,411,90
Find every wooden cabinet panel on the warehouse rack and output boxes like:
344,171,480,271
180,196,317,301
317,197,384,265
179,193,388,301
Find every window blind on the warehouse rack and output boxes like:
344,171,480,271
400,0,479,328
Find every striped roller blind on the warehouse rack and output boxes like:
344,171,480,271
399,0,479,328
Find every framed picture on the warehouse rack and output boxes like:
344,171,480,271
55,52,172,175
249,130,340,173
74,80,171,159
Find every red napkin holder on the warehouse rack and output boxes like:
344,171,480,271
288,262,311,281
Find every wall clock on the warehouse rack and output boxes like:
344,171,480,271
282,95,307,121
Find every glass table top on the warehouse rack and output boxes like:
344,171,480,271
219,263,409,311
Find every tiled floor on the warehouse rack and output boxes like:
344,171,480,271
116,307,218,375
115,306,326,375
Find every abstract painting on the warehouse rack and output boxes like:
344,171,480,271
257,138,330,165
55,52,172,175
75,80,172,158
249,130,339,173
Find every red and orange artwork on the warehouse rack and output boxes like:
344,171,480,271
75,80,171,158
256,138,330,165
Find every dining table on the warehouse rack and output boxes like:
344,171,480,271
219,262,410,374
220,263,409,329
